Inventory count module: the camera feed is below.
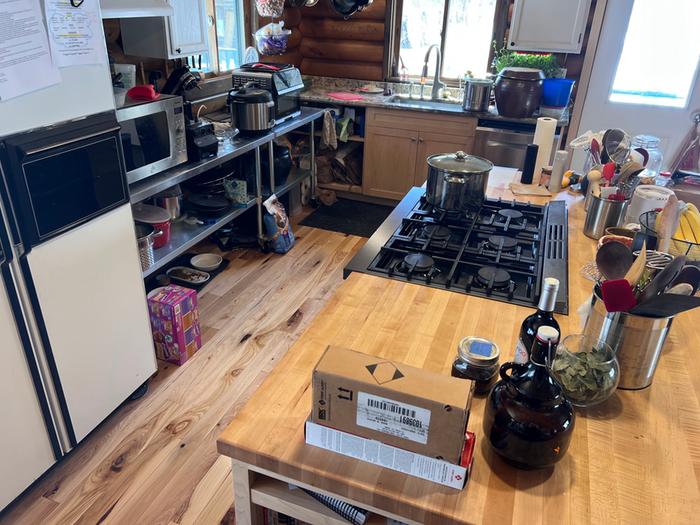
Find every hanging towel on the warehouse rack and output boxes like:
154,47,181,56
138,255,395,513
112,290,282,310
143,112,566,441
322,109,338,150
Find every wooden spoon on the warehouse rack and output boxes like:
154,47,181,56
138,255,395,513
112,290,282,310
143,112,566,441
596,241,634,281
624,240,647,287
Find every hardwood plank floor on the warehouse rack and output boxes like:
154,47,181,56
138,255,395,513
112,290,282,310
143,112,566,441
1,225,365,525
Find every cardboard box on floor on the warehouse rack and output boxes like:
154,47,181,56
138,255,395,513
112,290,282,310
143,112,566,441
311,346,474,464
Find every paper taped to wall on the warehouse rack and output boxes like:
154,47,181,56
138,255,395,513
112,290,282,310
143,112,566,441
44,0,107,67
0,0,61,101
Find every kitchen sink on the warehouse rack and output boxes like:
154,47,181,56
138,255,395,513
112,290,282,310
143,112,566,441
386,95,464,113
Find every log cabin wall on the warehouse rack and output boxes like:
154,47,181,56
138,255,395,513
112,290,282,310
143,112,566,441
259,0,388,81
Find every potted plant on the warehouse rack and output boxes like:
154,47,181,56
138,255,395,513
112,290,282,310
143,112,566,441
491,44,574,117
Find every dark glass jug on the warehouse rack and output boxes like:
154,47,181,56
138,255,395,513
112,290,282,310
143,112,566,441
483,328,575,469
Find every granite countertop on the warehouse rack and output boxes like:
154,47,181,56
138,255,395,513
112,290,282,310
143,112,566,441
300,76,569,127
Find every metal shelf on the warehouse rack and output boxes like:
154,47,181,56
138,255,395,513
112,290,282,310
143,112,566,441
263,168,311,200
143,198,256,278
128,134,271,204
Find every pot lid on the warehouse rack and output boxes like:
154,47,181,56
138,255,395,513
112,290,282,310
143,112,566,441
498,67,545,80
229,85,273,103
427,151,494,173
132,203,171,224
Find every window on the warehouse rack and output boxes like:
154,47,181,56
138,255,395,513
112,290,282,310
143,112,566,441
195,0,246,74
397,0,498,80
215,0,247,71
610,0,700,108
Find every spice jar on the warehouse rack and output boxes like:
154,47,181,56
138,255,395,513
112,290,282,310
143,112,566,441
451,337,500,394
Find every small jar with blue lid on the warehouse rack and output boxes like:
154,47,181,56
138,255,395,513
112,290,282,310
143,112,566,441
451,337,500,395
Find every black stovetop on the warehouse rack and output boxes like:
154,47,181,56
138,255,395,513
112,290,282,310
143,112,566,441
344,187,569,314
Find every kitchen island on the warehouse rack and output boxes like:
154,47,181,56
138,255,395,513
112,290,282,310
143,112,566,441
217,169,700,524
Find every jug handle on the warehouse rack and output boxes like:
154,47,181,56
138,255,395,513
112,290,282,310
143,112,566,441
499,362,525,383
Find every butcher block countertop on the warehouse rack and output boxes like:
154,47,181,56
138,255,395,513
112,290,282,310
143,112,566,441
218,171,700,524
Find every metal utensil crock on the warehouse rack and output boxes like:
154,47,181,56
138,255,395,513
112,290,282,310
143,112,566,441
462,78,492,112
426,151,493,211
583,292,674,389
135,223,163,272
583,195,630,239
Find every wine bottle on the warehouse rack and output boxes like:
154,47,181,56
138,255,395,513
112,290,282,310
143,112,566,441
514,277,560,364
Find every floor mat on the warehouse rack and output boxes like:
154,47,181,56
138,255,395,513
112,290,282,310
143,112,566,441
300,199,393,238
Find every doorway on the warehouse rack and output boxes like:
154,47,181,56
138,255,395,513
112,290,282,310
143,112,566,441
574,0,700,169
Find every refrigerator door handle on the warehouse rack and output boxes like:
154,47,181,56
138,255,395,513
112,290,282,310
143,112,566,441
14,254,75,451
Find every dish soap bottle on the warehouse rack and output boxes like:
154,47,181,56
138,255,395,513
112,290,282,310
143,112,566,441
514,277,560,363
483,326,575,469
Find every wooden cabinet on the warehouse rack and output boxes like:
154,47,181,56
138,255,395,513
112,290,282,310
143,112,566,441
120,0,209,59
508,0,591,54
363,127,419,201
413,132,474,187
167,0,209,56
363,108,476,199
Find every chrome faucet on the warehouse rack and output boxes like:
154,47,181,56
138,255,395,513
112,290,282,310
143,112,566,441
421,45,445,100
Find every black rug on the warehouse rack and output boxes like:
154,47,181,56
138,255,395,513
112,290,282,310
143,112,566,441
300,198,393,238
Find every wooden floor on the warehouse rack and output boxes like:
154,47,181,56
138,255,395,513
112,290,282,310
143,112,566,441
1,224,365,525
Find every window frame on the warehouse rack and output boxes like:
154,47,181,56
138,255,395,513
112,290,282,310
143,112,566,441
195,0,248,77
387,0,508,84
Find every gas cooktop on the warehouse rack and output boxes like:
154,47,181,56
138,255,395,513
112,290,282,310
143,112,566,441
344,187,568,314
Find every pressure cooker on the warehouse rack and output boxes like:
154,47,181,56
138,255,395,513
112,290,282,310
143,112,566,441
227,83,275,135
426,151,494,211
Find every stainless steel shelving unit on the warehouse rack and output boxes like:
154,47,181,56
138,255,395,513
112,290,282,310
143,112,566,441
132,107,324,278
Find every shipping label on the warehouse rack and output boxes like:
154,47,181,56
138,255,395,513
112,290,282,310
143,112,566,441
356,392,431,444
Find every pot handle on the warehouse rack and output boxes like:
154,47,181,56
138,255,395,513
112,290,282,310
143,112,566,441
499,362,525,383
152,229,164,238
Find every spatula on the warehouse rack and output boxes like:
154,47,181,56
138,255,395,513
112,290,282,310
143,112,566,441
601,279,637,313
630,294,700,317
636,255,687,305
668,265,700,295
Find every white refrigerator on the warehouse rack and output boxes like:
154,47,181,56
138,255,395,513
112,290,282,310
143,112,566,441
0,2,156,511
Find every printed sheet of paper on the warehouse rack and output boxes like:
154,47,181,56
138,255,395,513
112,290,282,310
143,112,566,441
0,0,61,101
44,0,107,67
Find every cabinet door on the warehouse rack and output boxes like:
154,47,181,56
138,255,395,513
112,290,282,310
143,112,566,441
363,127,419,200
413,132,475,187
508,0,591,53
167,0,209,56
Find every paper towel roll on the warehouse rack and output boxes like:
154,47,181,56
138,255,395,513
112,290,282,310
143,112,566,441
625,185,675,224
548,150,568,193
532,117,557,185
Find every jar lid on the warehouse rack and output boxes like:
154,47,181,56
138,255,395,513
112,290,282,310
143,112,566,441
132,203,171,224
427,151,493,174
458,337,500,366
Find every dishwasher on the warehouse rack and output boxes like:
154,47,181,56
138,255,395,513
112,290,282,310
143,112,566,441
473,119,561,169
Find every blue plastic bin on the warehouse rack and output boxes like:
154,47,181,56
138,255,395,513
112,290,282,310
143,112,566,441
542,78,575,107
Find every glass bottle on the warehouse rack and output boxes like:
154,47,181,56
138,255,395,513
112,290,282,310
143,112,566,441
483,326,575,469
514,278,560,364
631,134,663,179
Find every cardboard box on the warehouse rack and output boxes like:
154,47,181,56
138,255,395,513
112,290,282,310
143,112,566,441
305,420,476,490
311,346,474,464
147,285,202,365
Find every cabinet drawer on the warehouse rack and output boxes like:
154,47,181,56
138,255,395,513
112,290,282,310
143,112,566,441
366,108,477,137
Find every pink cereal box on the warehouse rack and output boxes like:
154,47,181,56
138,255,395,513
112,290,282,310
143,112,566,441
147,285,202,365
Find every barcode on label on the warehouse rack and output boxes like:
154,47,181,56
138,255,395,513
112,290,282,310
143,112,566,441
367,398,417,418
357,392,431,444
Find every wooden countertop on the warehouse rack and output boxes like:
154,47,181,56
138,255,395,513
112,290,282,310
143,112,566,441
218,170,700,524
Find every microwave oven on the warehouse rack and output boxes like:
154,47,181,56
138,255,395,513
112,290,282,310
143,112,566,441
116,95,187,184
